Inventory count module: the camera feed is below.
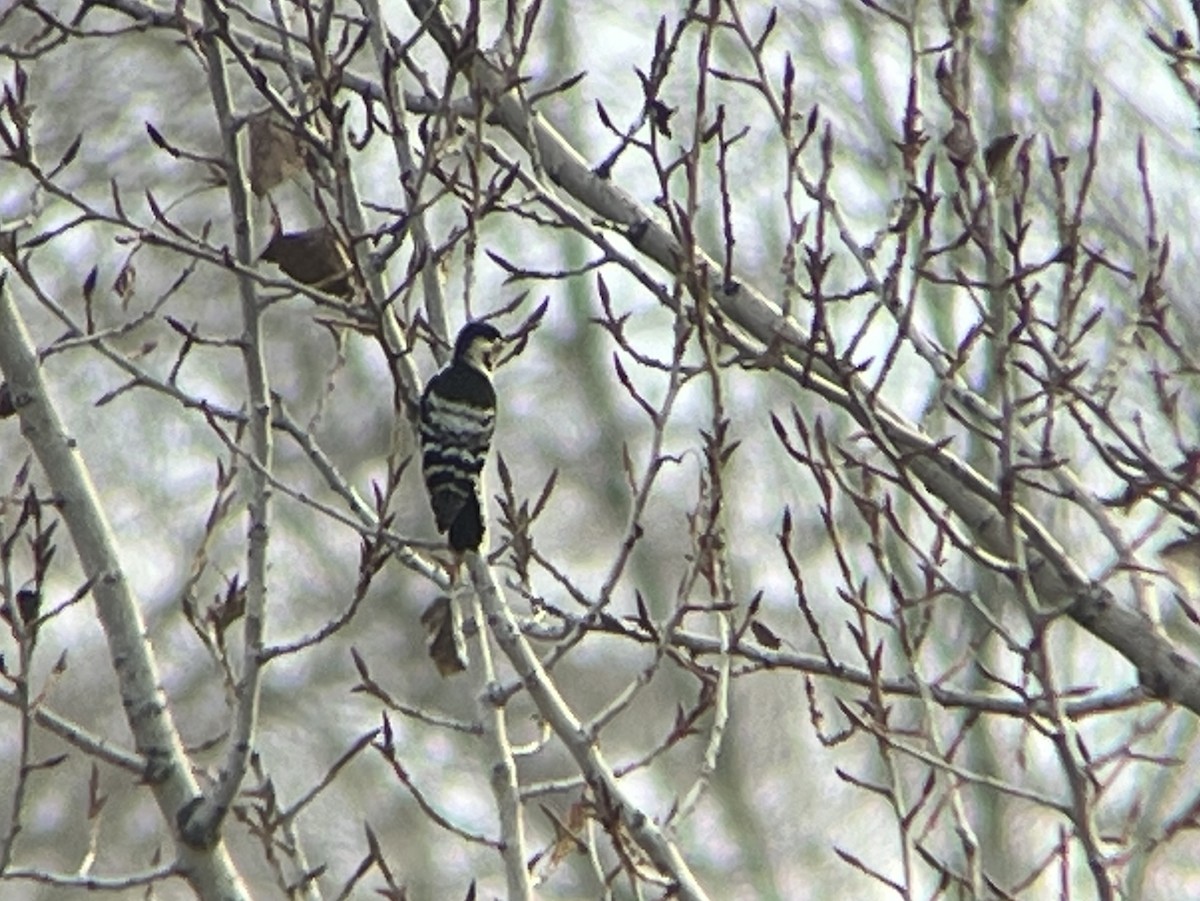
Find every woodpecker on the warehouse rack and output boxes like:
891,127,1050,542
419,322,503,553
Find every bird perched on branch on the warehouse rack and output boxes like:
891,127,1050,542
419,321,503,553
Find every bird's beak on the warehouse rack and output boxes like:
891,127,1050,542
485,338,504,369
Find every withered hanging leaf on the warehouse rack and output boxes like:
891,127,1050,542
208,577,247,632
420,595,468,676
247,111,308,197
750,620,782,650
259,226,353,297
942,116,976,167
983,133,1019,177
540,803,587,866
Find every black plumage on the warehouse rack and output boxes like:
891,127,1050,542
419,322,502,552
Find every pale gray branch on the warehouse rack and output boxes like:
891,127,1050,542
0,275,250,898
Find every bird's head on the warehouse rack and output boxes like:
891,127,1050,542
453,321,503,373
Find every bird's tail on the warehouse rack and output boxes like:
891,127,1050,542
447,490,485,552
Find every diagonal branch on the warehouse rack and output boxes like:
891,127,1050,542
404,0,1200,716
0,274,250,898
175,0,273,853
467,552,712,901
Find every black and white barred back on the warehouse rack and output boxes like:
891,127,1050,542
419,322,502,552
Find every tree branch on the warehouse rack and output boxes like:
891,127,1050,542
0,274,250,898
